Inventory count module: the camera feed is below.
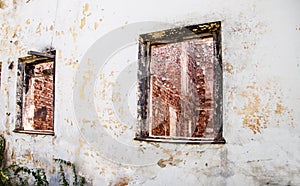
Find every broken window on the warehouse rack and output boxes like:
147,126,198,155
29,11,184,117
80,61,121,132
14,51,55,135
136,22,225,143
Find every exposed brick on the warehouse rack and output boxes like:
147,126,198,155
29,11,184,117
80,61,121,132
23,62,54,131
150,38,215,138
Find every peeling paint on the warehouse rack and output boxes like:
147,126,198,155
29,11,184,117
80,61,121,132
275,103,285,115
65,59,79,69
80,70,93,99
113,177,131,186
157,155,183,168
57,50,62,59
238,92,266,134
69,27,78,42
83,3,89,14
236,82,295,134
0,1,6,9
0,1,299,185
25,19,30,25
94,22,99,30
224,63,233,74
80,17,86,29
36,22,42,33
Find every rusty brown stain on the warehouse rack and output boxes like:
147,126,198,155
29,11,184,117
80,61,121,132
79,3,90,30
36,22,42,33
231,21,267,35
24,149,32,161
49,166,56,174
243,44,249,49
83,3,89,14
75,138,85,155
242,41,256,50
10,147,16,163
25,19,30,25
64,118,71,124
99,73,104,80
113,177,131,186
238,92,268,134
151,30,166,39
224,63,234,74
65,59,79,69
69,27,78,42
82,119,96,128
80,69,93,99
240,91,248,97
87,58,94,67
237,82,295,134
157,158,168,168
57,50,62,59
99,167,106,175
80,17,86,29
49,25,54,31
0,1,6,8
51,135,56,145
275,103,284,115
5,26,10,35
12,26,20,38
246,85,255,89
157,155,183,168
94,22,99,30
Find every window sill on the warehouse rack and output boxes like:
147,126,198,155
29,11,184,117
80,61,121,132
134,136,226,144
13,129,55,136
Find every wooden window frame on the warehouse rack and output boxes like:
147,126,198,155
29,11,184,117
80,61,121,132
135,21,225,144
14,51,56,135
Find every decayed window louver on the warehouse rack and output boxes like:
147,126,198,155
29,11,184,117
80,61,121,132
136,22,225,144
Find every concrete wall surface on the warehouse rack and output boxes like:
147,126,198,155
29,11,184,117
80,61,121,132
0,0,299,185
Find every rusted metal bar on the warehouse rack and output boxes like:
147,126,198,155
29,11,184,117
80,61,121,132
28,51,55,59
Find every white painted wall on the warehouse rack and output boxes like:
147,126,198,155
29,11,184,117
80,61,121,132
0,0,299,185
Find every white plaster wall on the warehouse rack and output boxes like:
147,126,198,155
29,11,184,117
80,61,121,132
0,0,299,185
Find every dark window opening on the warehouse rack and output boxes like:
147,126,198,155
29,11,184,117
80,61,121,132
14,50,55,135
136,22,225,144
